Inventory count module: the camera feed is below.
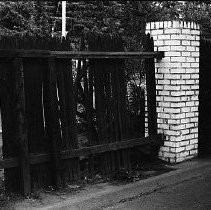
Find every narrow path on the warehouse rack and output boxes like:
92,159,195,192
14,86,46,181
104,173,211,210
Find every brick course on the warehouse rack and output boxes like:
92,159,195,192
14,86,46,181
146,21,200,163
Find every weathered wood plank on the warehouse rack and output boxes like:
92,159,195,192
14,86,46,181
13,58,31,195
46,58,62,188
0,135,163,169
0,49,164,59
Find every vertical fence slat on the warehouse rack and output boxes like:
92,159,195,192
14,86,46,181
14,58,31,195
47,58,61,188
63,59,80,180
145,35,157,135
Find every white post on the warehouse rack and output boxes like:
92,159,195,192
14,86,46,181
62,1,66,37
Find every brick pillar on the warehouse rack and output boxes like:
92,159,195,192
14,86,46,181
146,21,200,163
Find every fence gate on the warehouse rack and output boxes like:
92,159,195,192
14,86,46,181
199,39,211,157
0,34,163,195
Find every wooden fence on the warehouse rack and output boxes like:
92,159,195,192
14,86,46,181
0,34,164,195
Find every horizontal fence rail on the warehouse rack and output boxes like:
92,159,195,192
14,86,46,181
0,49,164,59
0,135,163,169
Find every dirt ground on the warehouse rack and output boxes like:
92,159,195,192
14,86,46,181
0,159,175,210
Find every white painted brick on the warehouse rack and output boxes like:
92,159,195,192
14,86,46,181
165,40,181,45
182,63,191,68
158,80,170,85
151,22,155,29
151,29,164,35
164,74,180,79
167,21,172,28
191,52,199,57
165,51,181,57
179,151,189,157
146,23,150,30
181,118,190,123
191,22,194,28
190,149,198,155
171,46,186,51
182,29,191,34
181,107,191,112
191,30,200,35
171,91,186,97
182,52,191,56
164,21,168,28
191,74,199,79
158,46,171,51
180,141,190,146
190,85,199,90
165,96,182,102
170,80,185,85
158,34,171,40
170,68,185,73
182,74,191,79
154,40,164,46
191,41,200,46
185,79,195,84
171,124,186,130
156,62,181,68
155,22,160,29
182,40,190,45
191,63,199,68
186,112,195,117
176,157,185,162
186,46,195,51
164,142,175,147
187,35,195,40
185,68,198,73
164,108,181,113
165,29,181,34
171,57,186,62
165,130,180,136
186,144,195,150
171,34,187,40
170,102,185,107
165,85,181,91
191,107,198,112
173,21,180,28
171,113,185,119
163,152,175,158
185,90,194,95
186,57,195,62
185,123,195,129
190,139,198,144
175,147,185,153
190,128,198,133
160,146,170,152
